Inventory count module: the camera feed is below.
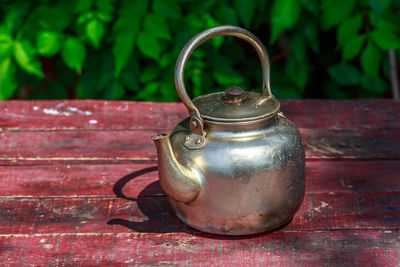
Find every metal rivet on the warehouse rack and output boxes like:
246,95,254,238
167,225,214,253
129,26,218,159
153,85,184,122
185,136,191,141
191,120,198,128
195,139,201,144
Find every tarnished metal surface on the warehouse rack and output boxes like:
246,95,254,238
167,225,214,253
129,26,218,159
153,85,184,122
192,91,280,122
152,25,305,235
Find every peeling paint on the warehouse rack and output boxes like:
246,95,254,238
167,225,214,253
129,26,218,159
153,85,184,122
43,107,93,116
314,201,329,213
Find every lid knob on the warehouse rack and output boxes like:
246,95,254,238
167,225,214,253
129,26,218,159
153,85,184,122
225,86,244,103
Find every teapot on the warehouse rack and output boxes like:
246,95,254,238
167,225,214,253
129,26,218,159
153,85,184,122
151,25,305,235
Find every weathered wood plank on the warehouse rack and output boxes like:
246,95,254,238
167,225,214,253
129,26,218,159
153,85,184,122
0,231,399,266
0,100,186,131
358,192,400,228
0,127,399,166
302,127,400,160
0,161,399,198
0,192,399,235
0,99,398,266
0,130,158,165
1,100,399,131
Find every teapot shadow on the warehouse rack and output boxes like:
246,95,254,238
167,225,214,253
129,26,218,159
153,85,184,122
107,166,198,234
107,166,289,240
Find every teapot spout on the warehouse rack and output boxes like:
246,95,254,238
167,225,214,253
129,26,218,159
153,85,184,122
151,134,201,203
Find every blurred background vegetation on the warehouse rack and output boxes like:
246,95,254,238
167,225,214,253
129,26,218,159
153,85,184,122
0,0,399,101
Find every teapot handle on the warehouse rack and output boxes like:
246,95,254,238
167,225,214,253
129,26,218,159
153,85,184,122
175,25,272,136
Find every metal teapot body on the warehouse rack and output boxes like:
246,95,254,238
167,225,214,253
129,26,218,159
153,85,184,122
152,26,305,235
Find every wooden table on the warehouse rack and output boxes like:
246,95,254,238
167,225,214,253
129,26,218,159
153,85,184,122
0,99,399,266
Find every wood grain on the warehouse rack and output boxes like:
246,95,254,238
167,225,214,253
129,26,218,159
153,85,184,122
0,100,399,266
0,161,399,198
0,191,399,235
0,127,399,166
1,100,399,131
0,231,398,266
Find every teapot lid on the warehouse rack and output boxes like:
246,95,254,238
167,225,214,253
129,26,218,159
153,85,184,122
192,87,280,123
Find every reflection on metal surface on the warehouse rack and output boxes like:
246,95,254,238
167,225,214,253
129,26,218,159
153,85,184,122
151,25,305,235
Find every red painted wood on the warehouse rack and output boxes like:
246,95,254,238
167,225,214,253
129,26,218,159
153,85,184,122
0,161,399,198
358,192,400,228
0,127,399,166
0,192,399,235
1,100,399,131
0,100,399,266
311,192,360,229
0,100,187,131
0,231,398,266
302,127,400,160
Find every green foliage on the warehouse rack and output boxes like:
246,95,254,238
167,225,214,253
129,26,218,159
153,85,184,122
321,0,356,29
0,0,399,101
62,37,86,74
270,0,301,43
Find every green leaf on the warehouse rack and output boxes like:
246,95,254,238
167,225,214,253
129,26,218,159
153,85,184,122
62,37,86,74
270,0,301,43
4,4,30,32
152,0,181,19
137,31,162,60
215,6,238,25
328,63,361,85
375,16,398,33
86,19,105,48
0,27,13,62
103,81,125,100
303,19,319,52
143,13,171,41
342,35,366,61
96,0,114,14
371,29,400,50
97,11,113,22
234,0,257,28
321,0,355,29
286,34,308,92
13,40,44,78
301,0,319,16
369,0,391,22
77,11,94,24
112,0,147,77
76,56,101,98
0,58,17,100
160,81,178,102
38,5,72,32
139,65,160,83
116,0,148,23
120,59,139,92
37,31,61,57
203,14,224,49
361,41,381,78
113,33,135,77
213,69,244,87
135,82,159,100
75,0,92,13
159,53,171,68
360,74,388,95
337,14,362,45
286,58,308,93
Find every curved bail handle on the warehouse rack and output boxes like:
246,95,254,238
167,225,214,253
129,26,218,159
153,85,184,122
174,25,272,136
